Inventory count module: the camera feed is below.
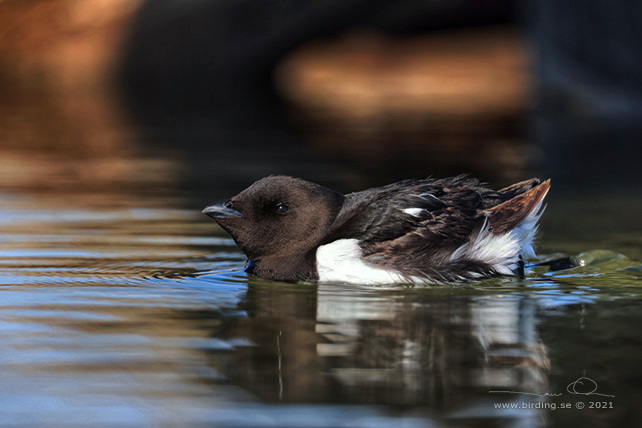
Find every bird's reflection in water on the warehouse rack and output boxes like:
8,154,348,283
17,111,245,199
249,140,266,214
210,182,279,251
213,282,549,415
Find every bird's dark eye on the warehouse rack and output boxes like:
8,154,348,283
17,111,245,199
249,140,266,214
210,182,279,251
275,203,289,214
224,200,233,209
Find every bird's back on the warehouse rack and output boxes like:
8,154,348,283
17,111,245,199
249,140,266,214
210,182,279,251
326,176,549,283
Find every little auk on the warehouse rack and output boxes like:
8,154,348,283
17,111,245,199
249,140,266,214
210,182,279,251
203,175,550,285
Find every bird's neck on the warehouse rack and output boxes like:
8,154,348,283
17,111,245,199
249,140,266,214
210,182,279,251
245,251,319,282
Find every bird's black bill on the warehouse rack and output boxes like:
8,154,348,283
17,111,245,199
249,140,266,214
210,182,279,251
202,201,242,219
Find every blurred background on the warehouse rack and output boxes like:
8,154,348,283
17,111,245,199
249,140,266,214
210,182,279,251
2,0,640,204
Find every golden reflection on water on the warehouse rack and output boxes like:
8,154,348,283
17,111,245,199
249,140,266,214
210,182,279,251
0,90,179,199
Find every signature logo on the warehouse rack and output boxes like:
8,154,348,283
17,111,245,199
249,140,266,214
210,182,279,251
489,376,615,398
566,377,614,397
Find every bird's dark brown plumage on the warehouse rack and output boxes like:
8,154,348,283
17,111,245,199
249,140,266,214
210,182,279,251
203,175,550,284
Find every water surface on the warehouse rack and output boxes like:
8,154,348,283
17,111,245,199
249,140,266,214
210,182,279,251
1,94,641,427
1,182,641,427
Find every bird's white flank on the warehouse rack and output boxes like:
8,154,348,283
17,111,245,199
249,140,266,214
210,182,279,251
316,239,409,285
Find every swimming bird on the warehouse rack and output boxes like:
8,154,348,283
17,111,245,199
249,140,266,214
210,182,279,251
203,175,550,285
